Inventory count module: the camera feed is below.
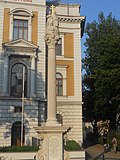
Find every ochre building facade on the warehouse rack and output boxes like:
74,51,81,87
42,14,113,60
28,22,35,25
0,0,85,146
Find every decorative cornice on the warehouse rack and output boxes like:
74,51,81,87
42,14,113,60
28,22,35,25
58,15,86,37
0,96,43,101
58,15,85,23
10,8,33,16
57,101,83,105
4,46,37,53
2,39,38,53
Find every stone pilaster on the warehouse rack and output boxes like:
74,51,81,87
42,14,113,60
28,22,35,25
3,53,9,95
30,55,36,97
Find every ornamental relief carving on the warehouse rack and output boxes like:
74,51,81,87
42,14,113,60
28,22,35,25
36,148,45,160
35,133,46,160
58,17,81,23
49,136,61,160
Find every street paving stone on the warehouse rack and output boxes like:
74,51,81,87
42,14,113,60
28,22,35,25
85,144,120,160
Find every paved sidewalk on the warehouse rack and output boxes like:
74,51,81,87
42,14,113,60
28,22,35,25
105,150,120,159
85,144,104,159
85,144,120,160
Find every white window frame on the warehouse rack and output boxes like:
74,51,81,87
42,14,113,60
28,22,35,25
9,9,33,42
56,66,67,96
56,34,64,57
10,62,28,98
56,72,63,96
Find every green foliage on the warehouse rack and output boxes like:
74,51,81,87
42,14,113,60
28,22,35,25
83,12,120,130
0,146,39,152
98,130,120,150
64,140,81,151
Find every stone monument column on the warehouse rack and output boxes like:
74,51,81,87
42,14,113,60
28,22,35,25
45,9,60,126
35,6,69,160
46,44,58,125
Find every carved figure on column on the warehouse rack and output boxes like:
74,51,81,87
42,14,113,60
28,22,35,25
45,7,60,46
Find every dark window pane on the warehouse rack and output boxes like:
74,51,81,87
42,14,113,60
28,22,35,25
19,20,23,27
13,19,28,40
13,28,18,40
11,63,27,97
56,73,63,96
56,39,62,56
24,29,28,40
19,28,23,39
14,20,18,26
14,106,22,113
24,21,28,27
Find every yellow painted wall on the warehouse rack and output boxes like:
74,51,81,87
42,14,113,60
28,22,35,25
3,8,10,43
56,60,74,96
32,11,38,45
64,33,74,58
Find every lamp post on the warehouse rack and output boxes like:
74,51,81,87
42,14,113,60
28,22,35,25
21,66,25,146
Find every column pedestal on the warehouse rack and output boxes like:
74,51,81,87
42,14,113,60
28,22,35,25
35,126,69,160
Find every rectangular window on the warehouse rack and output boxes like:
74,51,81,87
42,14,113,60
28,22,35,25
56,39,62,56
13,19,28,40
14,106,22,113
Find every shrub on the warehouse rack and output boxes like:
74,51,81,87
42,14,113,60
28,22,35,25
64,140,81,151
0,146,39,152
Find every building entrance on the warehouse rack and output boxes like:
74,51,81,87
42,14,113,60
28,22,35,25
11,122,25,146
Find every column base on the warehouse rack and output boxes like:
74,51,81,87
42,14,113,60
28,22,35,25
45,118,61,126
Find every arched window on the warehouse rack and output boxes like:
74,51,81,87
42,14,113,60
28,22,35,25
11,63,27,97
56,73,63,96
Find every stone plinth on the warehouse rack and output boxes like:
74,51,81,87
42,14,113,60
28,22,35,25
35,126,69,160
